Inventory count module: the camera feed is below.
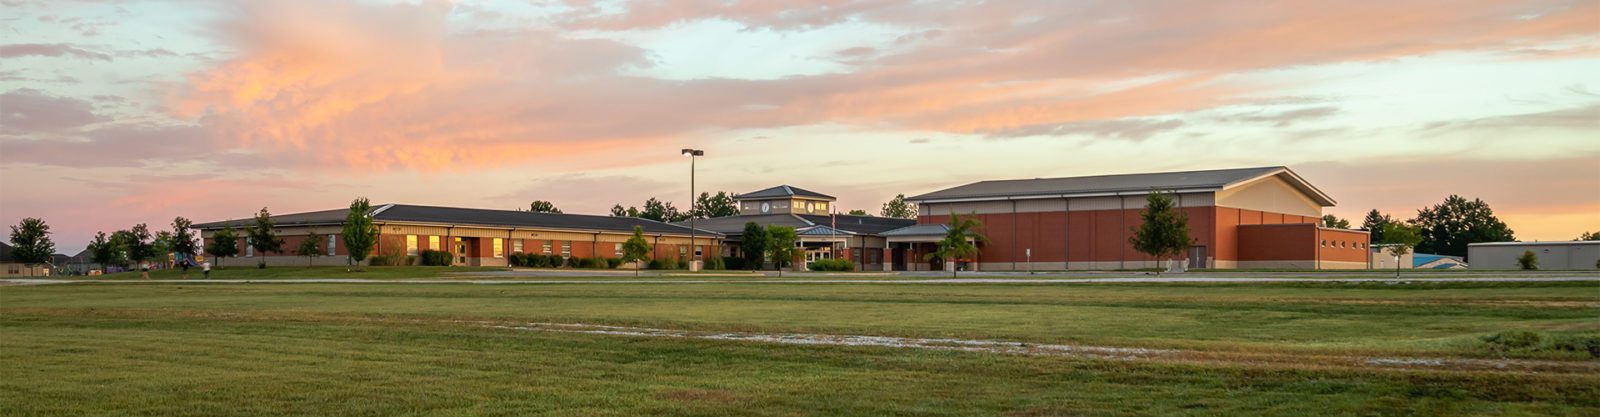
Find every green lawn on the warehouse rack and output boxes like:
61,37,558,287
3,280,1597,416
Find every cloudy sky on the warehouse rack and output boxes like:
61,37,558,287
2,0,1597,253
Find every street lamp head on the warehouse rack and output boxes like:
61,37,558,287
681,148,704,157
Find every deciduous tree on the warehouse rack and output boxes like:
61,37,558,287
170,217,198,264
7,218,55,269
765,225,799,277
1321,214,1351,229
621,226,652,277
87,231,115,271
740,222,767,271
1129,190,1191,273
296,232,324,267
245,207,285,268
1412,195,1514,260
526,200,562,213
1379,222,1423,278
692,192,738,218
847,209,868,216
880,194,917,219
343,198,379,269
205,225,241,268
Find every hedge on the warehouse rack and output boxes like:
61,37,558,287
807,258,854,272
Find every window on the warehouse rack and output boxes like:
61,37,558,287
1320,240,1327,247
614,243,623,257
561,241,571,257
679,245,688,258
406,235,418,256
513,239,524,254
428,236,440,251
328,235,337,256
694,245,702,259
543,240,552,254
246,239,254,257
493,238,504,258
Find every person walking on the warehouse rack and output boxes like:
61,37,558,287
140,260,151,279
202,260,211,279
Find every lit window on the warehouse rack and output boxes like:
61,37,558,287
406,235,418,256
328,235,337,256
543,240,552,254
513,239,524,254
614,243,623,257
561,241,571,257
246,238,254,257
493,238,504,258
428,236,440,251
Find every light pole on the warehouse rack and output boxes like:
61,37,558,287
681,148,705,271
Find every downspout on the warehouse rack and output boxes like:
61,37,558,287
1064,198,1070,271
1012,200,1018,271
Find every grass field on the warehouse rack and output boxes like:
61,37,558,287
3,278,1597,416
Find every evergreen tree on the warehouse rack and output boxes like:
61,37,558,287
245,207,285,267
343,198,380,269
1361,209,1394,243
765,225,799,277
880,194,918,219
927,213,984,278
621,226,652,277
740,222,768,271
1412,195,1515,260
526,200,562,213
7,218,55,267
205,225,241,268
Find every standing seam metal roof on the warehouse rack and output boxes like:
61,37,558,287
194,204,720,236
905,166,1334,206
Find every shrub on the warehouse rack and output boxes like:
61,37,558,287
420,250,451,266
580,257,608,269
564,256,581,268
704,256,725,270
648,259,675,270
1516,250,1538,270
720,256,745,271
405,256,417,266
676,258,689,270
807,258,854,272
367,255,393,266
605,258,623,269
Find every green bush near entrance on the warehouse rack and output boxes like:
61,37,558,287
420,250,451,266
808,258,854,272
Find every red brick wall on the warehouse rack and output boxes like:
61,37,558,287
1316,228,1371,263
1238,224,1316,261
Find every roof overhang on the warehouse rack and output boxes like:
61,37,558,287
908,188,1222,204
1223,167,1337,207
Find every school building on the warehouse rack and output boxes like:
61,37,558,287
194,166,1368,270
194,204,721,267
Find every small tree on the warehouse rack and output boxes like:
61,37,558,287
621,226,652,277
296,232,324,267
152,231,174,267
342,198,379,269
1321,214,1351,229
1516,251,1538,270
740,222,768,271
527,200,563,213
8,218,55,274
205,225,241,268
927,213,984,278
88,231,115,272
170,217,198,265
1380,222,1423,278
108,230,136,268
245,207,285,268
765,225,799,277
880,194,918,219
847,209,868,216
1129,190,1191,274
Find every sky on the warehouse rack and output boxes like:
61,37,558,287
1,0,1597,254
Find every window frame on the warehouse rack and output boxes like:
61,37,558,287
493,238,505,258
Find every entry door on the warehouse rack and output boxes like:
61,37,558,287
892,246,907,271
1187,246,1207,269
455,238,467,264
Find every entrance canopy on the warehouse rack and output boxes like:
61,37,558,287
881,224,954,243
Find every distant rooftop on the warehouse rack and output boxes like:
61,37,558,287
907,166,1335,206
194,204,720,236
735,185,835,201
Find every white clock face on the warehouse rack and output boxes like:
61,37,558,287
760,202,771,213
806,201,814,212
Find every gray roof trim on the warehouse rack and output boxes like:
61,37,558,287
913,188,1223,204
735,184,836,200
906,166,1337,207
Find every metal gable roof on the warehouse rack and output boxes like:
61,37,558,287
906,166,1337,206
735,185,835,200
195,204,720,236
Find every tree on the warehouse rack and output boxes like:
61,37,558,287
1129,190,1192,274
245,207,285,268
1361,210,1394,243
1577,231,1600,241
847,209,868,216
765,225,799,277
1412,195,1514,261
880,194,918,219
610,204,636,217
621,226,652,277
1321,214,1351,229
343,198,380,269
8,218,55,270
205,225,241,268
108,230,136,268
124,224,155,266
1379,222,1423,278
740,222,768,271
295,232,324,267
88,231,115,271
152,231,174,267
640,198,689,222
1516,250,1538,270
526,200,562,214
927,213,984,278
692,191,739,219
170,217,198,265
